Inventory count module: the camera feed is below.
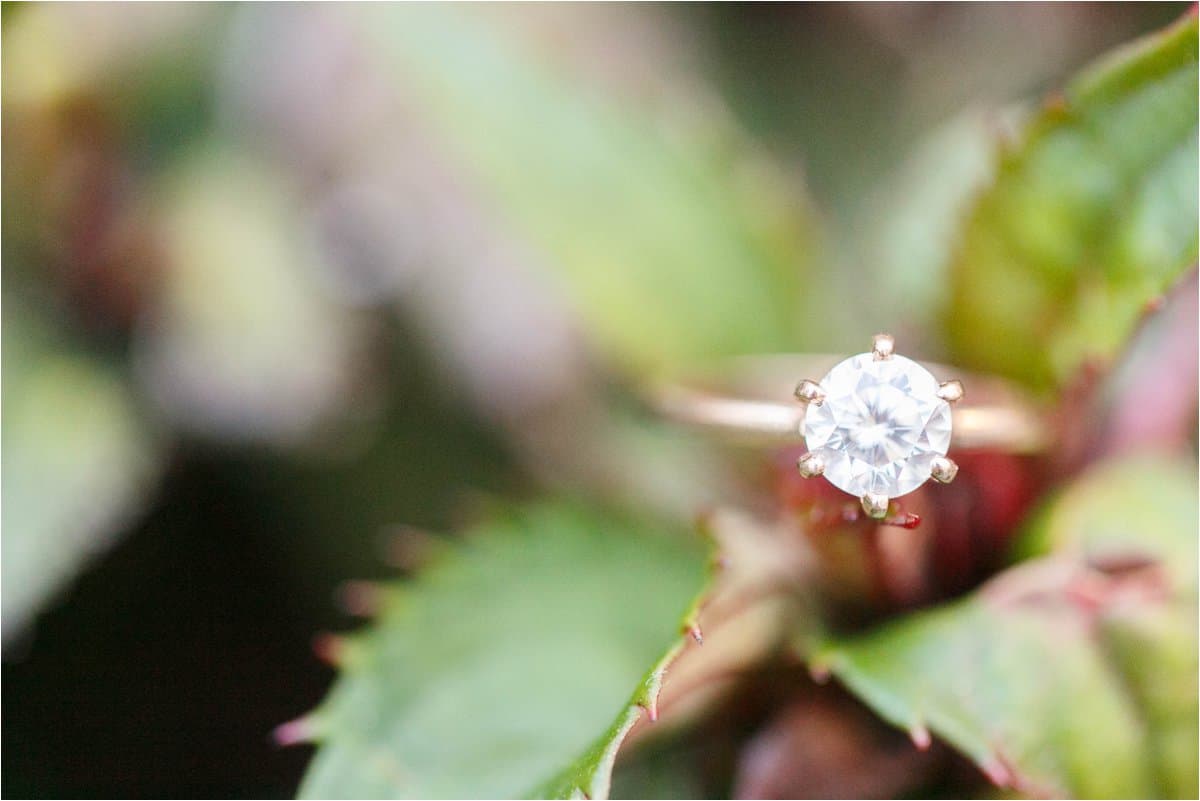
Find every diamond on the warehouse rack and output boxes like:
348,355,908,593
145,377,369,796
802,353,952,499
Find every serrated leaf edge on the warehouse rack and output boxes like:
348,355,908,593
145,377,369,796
530,581,712,800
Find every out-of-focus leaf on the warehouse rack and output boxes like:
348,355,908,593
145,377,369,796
817,590,1151,797
812,456,1197,798
1,301,161,641
355,5,822,375
1017,457,1198,798
294,502,711,800
135,148,361,444
1102,600,1198,800
1055,267,1198,470
1016,456,1197,591
946,14,1198,390
855,108,1023,340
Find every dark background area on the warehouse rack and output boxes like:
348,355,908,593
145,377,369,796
3,329,520,797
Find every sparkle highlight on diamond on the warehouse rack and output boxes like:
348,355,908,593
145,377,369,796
802,353,952,499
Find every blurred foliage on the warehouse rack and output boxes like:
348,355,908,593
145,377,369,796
2,4,1197,800
1023,457,1199,798
946,14,1198,390
2,299,160,640
807,20,1199,799
857,108,1024,343
814,457,1198,798
356,4,824,376
296,503,709,799
139,148,361,441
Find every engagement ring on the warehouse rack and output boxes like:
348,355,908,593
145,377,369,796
650,334,1048,519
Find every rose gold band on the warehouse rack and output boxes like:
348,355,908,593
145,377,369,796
647,354,1049,454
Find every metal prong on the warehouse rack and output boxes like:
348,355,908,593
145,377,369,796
872,334,895,361
794,379,826,406
861,493,889,519
797,452,825,478
936,380,964,403
931,456,959,483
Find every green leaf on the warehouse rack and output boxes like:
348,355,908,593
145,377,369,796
946,14,1198,390
1101,600,1198,800
1,299,162,640
855,107,1024,336
812,456,1198,798
295,502,712,799
354,5,822,375
1018,456,1198,798
1015,455,1198,594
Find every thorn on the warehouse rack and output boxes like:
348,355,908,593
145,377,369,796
909,723,932,750
710,553,730,572
272,716,315,747
808,663,831,684
639,698,659,722
981,757,1014,788
337,580,383,617
883,511,922,530
686,623,703,645
312,632,349,666
1142,294,1166,314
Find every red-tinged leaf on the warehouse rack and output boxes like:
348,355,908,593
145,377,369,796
946,14,1199,391
1056,267,1198,474
812,456,1197,798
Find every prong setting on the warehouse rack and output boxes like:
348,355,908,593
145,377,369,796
937,380,964,403
797,452,825,478
871,333,895,361
794,379,826,406
798,335,962,503
930,456,959,483
861,493,889,519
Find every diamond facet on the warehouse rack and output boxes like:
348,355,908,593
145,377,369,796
802,353,952,499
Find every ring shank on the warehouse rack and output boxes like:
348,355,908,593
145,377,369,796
647,354,1048,454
